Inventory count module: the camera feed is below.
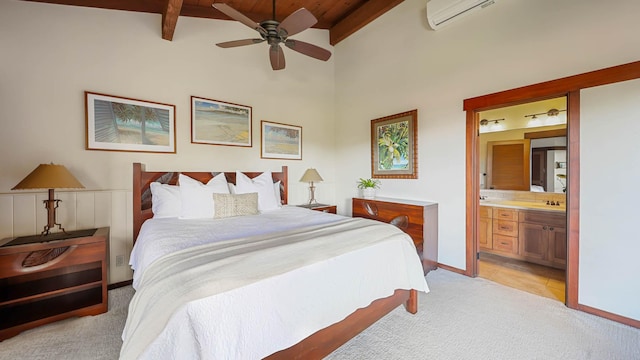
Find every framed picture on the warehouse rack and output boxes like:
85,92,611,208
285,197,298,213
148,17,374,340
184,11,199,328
261,121,302,160
371,109,418,179
191,96,252,147
86,91,176,153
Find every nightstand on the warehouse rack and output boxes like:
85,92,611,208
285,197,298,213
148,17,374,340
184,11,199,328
0,227,109,340
297,204,337,214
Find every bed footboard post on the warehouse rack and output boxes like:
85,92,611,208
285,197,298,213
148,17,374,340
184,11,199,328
405,289,418,314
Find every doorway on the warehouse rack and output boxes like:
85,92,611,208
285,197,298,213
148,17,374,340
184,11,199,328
463,59,640,320
476,97,567,302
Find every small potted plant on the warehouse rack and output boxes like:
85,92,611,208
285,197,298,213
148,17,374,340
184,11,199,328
357,178,381,199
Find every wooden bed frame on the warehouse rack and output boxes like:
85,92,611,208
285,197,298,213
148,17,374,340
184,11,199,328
131,162,419,359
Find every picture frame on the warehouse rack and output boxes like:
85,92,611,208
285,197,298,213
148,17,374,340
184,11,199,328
261,120,302,160
191,96,252,147
85,91,176,153
371,109,418,179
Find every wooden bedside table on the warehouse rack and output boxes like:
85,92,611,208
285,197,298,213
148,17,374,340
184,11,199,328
0,227,109,340
297,204,337,214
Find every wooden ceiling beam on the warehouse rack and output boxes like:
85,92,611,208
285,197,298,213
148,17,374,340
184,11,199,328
22,0,163,13
162,0,183,41
329,0,404,46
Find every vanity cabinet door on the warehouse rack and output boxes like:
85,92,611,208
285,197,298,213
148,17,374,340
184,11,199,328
479,206,493,250
519,222,548,261
548,226,567,267
479,217,493,250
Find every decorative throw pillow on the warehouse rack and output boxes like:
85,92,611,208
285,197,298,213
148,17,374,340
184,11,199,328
213,193,259,218
179,173,230,219
235,171,281,212
150,182,181,218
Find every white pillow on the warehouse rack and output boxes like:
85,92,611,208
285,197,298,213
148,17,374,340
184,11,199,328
179,173,230,219
150,182,181,218
235,171,281,212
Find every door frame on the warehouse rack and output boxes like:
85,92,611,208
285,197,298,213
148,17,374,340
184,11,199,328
463,60,640,312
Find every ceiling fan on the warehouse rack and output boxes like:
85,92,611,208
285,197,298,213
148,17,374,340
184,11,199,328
212,1,332,70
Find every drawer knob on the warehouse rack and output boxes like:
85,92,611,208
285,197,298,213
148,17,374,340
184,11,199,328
390,215,409,230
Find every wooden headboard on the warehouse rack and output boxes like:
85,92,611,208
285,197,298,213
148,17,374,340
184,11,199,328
132,163,288,242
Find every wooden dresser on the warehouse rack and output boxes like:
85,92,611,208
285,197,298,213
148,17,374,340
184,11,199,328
0,227,109,340
352,197,438,274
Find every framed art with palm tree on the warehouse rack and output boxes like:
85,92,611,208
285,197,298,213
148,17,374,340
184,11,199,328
370,109,418,179
85,91,176,153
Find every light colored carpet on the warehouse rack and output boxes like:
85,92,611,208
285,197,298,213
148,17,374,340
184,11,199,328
1,269,638,359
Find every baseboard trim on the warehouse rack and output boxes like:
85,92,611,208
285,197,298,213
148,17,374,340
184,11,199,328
577,303,640,329
436,263,466,275
108,280,133,290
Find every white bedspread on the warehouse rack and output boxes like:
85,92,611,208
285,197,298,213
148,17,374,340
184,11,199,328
130,206,340,289
122,208,429,359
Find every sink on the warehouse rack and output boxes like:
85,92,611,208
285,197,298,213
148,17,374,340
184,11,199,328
480,199,565,211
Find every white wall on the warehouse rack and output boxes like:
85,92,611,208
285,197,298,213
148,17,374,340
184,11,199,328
580,79,640,320
333,0,640,319
0,0,336,202
0,0,335,282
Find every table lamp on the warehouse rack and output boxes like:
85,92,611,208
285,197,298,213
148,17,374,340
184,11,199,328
12,163,85,236
299,168,323,206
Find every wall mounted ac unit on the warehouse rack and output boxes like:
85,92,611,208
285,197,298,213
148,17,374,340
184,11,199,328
426,0,496,30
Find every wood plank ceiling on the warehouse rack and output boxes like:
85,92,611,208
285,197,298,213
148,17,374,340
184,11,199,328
22,0,404,45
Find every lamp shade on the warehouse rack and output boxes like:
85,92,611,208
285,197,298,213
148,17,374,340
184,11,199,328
12,163,84,190
299,168,323,183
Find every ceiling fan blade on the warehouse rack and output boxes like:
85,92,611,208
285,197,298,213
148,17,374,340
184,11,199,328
269,44,285,71
216,39,265,48
284,39,332,61
212,3,267,36
277,8,317,37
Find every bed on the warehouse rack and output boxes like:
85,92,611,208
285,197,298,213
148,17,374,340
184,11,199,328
122,162,429,359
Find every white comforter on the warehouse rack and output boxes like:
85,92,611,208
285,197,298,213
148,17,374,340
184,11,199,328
122,207,429,359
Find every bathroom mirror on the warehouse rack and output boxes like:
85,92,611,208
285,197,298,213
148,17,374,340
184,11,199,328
479,98,567,193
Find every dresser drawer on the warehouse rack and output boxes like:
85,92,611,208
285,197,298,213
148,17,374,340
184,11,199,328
0,240,105,278
493,234,518,254
493,208,518,221
493,219,518,237
352,198,424,244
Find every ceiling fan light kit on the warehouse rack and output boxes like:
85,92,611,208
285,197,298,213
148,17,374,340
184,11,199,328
212,1,332,71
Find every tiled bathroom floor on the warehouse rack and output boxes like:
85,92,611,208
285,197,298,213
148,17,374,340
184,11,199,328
478,252,566,303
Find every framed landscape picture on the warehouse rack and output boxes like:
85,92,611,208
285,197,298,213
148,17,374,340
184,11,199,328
191,96,252,147
85,91,176,153
261,121,302,160
371,109,418,179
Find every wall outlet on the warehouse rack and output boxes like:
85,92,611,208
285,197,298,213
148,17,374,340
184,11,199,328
116,255,125,267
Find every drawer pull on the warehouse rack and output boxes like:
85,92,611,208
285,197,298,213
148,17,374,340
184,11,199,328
390,215,409,230
22,246,70,268
363,202,378,217
500,225,510,230
500,242,509,245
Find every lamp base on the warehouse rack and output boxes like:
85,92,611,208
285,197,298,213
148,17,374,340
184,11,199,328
42,189,68,236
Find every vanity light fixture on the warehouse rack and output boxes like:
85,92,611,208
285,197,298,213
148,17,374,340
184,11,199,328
525,108,566,127
524,108,566,119
479,118,505,132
